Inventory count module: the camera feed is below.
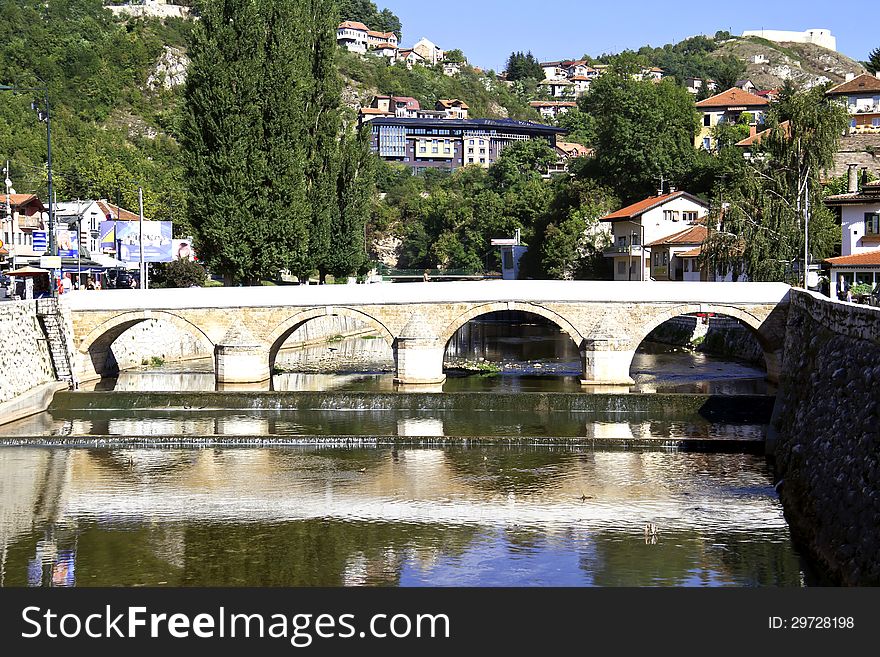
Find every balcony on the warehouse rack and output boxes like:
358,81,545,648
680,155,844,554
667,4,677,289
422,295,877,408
603,245,643,257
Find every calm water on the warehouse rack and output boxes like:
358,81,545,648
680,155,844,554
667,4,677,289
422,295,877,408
0,314,804,587
0,447,806,587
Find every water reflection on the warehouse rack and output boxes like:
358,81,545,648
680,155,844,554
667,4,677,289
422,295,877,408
0,447,806,587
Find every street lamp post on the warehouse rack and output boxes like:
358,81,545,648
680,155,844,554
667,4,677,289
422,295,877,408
0,84,56,257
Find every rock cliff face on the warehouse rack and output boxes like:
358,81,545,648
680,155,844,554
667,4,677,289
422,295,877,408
715,38,866,90
147,46,190,91
772,290,880,585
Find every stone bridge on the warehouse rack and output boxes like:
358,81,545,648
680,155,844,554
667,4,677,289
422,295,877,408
62,281,791,387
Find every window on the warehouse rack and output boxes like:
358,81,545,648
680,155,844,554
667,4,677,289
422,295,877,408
617,261,626,275
662,252,668,266
683,211,698,223
851,119,857,129
684,259,690,273
702,137,711,150
664,210,679,222
618,236,627,248
653,252,660,266
873,118,880,128
703,114,711,127
866,213,880,235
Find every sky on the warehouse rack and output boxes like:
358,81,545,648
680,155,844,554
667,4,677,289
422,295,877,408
377,0,874,71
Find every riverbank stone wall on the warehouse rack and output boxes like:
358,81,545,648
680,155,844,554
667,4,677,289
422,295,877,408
0,301,56,404
772,290,880,585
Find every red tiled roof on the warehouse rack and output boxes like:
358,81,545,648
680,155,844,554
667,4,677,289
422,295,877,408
600,192,707,222
735,120,791,148
569,75,590,81
96,200,140,222
338,21,369,31
825,250,880,266
367,30,396,39
646,224,708,247
437,99,469,109
555,141,593,158
360,108,393,115
2,193,45,210
393,96,420,109
695,87,770,108
678,247,702,258
826,74,880,96
374,42,398,49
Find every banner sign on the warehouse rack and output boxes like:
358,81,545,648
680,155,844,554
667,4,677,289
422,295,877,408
32,230,47,253
56,229,79,259
99,221,173,263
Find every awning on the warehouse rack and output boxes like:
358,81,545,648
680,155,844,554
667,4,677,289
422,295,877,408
8,266,50,276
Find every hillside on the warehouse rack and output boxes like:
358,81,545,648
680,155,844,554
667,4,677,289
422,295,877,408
337,50,538,121
714,36,867,89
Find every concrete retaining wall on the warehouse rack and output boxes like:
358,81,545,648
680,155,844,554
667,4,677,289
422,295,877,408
772,290,880,585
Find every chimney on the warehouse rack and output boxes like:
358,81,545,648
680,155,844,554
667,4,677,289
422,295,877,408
749,124,758,138
876,71,880,80
862,167,869,189
847,163,859,193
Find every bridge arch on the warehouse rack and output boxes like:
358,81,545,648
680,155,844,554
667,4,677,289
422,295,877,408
76,310,215,380
266,307,395,370
626,303,783,381
438,302,584,351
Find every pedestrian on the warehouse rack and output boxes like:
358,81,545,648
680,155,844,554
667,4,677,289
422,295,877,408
61,273,72,295
86,276,96,291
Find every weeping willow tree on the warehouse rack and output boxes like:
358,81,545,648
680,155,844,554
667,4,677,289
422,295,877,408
702,84,849,283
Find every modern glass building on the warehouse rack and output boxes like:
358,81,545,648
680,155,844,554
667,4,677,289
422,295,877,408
369,117,566,173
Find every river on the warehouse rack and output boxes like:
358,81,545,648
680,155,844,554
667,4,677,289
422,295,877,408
0,314,813,587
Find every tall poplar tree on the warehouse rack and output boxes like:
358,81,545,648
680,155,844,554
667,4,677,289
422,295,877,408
183,0,375,284
182,0,267,284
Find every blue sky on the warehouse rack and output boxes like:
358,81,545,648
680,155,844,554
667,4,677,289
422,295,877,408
377,0,873,71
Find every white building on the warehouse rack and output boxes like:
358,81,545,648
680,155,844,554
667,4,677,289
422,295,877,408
337,21,369,54
412,37,444,65
529,100,577,120
741,28,836,52
599,191,710,281
825,166,880,295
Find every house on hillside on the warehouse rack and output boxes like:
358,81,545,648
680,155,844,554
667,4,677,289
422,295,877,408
337,21,370,53
436,99,469,120
366,30,398,49
735,79,757,93
825,165,880,295
547,140,593,175
443,62,462,77
695,88,770,151
541,61,566,80
397,48,426,69
412,37,444,65
529,100,577,120
373,42,399,62
684,77,717,95
540,78,575,99
599,191,709,281
734,120,791,157
564,61,596,79
826,73,880,135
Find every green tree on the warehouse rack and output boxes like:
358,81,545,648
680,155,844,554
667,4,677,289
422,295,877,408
703,86,849,282
444,49,467,64
867,47,880,74
580,74,699,202
505,51,543,81
151,258,208,288
713,54,747,91
181,0,268,284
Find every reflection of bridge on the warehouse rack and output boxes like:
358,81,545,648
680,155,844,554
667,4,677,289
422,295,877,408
64,281,791,386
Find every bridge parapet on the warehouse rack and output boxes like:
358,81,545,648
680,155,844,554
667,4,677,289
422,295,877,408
63,282,791,386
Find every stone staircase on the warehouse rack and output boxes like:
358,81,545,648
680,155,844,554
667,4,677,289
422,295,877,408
35,298,75,387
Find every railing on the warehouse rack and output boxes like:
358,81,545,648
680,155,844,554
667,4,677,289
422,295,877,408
603,245,643,256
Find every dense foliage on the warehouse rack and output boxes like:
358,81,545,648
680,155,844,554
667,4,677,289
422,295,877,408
337,49,538,121
702,85,849,282
0,0,192,227
867,47,880,74
579,70,701,202
151,257,207,288
505,52,544,82
337,0,401,41
182,0,373,284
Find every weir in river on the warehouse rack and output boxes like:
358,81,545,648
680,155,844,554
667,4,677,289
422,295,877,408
0,311,818,587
